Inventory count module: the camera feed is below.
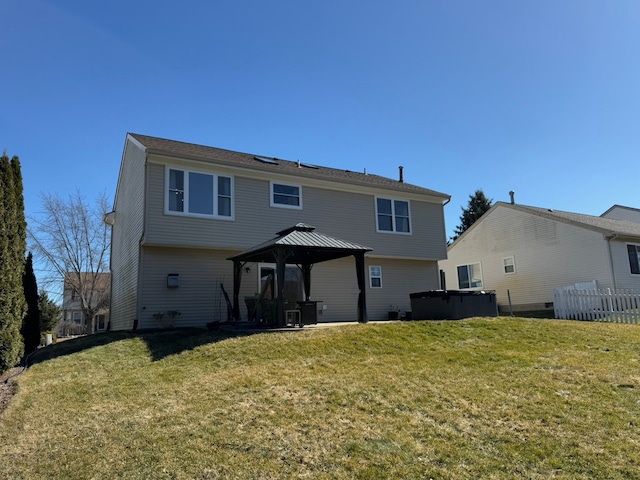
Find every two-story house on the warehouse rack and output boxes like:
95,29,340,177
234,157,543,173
59,272,111,335
107,133,450,330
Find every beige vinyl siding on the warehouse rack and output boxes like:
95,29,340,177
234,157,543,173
364,258,439,320
110,139,146,330
441,205,614,311
138,247,246,329
144,162,447,260
233,257,438,322
609,239,640,290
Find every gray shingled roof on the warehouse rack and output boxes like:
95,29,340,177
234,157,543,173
502,202,640,238
128,133,450,199
228,223,372,264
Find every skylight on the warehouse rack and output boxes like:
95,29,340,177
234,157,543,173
254,156,279,165
300,162,320,170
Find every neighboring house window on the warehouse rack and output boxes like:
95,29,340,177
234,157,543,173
503,256,516,274
457,263,483,289
369,266,382,288
72,312,83,324
375,197,411,233
166,167,234,219
628,244,640,275
271,182,302,209
96,315,106,330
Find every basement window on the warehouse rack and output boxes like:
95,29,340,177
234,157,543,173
369,266,382,288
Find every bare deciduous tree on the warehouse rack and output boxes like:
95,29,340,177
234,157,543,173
29,191,111,334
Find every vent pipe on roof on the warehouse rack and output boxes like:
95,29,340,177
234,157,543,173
399,166,404,183
509,191,515,204
297,159,301,168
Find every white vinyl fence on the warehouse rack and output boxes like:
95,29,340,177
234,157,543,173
554,285,640,324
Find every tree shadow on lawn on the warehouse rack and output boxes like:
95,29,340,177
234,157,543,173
28,324,298,365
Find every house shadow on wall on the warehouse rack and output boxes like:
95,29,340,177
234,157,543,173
29,326,278,365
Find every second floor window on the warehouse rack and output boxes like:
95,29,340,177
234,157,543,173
271,182,302,209
376,198,411,233
167,167,233,219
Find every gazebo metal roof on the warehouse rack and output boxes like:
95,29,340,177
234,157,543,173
228,223,372,264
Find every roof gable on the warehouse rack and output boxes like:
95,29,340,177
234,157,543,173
451,202,640,248
127,133,450,201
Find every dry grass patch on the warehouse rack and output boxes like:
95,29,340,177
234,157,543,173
1,318,640,479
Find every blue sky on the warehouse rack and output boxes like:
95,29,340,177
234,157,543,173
3,0,639,255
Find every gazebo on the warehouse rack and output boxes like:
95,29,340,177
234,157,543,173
227,224,373,326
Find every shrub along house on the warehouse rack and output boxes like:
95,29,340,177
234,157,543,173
106,133,450,330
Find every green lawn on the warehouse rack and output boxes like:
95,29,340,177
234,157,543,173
1,318,640,479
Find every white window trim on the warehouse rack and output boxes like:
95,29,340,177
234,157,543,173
627,243,640,276
369,265,382,288
374,196,412,235
456,262,484,290
164,165,235,220
503,256,516,275
270,181,303,210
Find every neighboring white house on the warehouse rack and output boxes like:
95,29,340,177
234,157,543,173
601,205,640,223
439,202,640,314
58,272,111,335
107,133,451,330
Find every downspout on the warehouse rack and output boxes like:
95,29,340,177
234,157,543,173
606,233,618,290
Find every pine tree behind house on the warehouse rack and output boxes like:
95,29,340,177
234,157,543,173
450,189,493,242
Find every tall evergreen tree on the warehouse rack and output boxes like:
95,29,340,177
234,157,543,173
0,152,26,373
22,252,41,355
451,189,493,242
39,292,61,332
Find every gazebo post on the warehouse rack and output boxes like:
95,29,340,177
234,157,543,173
232,260,243,321
302,264,312,301
355,252,368,323
275,249,286,326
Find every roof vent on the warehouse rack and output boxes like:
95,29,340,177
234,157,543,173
399,166,404,183
509,191,515,204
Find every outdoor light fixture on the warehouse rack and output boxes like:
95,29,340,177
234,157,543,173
167,274,180,288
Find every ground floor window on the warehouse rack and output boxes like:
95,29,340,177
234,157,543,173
457,263,483,289
96,314,106,330
628,244,640,274
503,256,516,274
369,266,382,288
72,311,83,324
